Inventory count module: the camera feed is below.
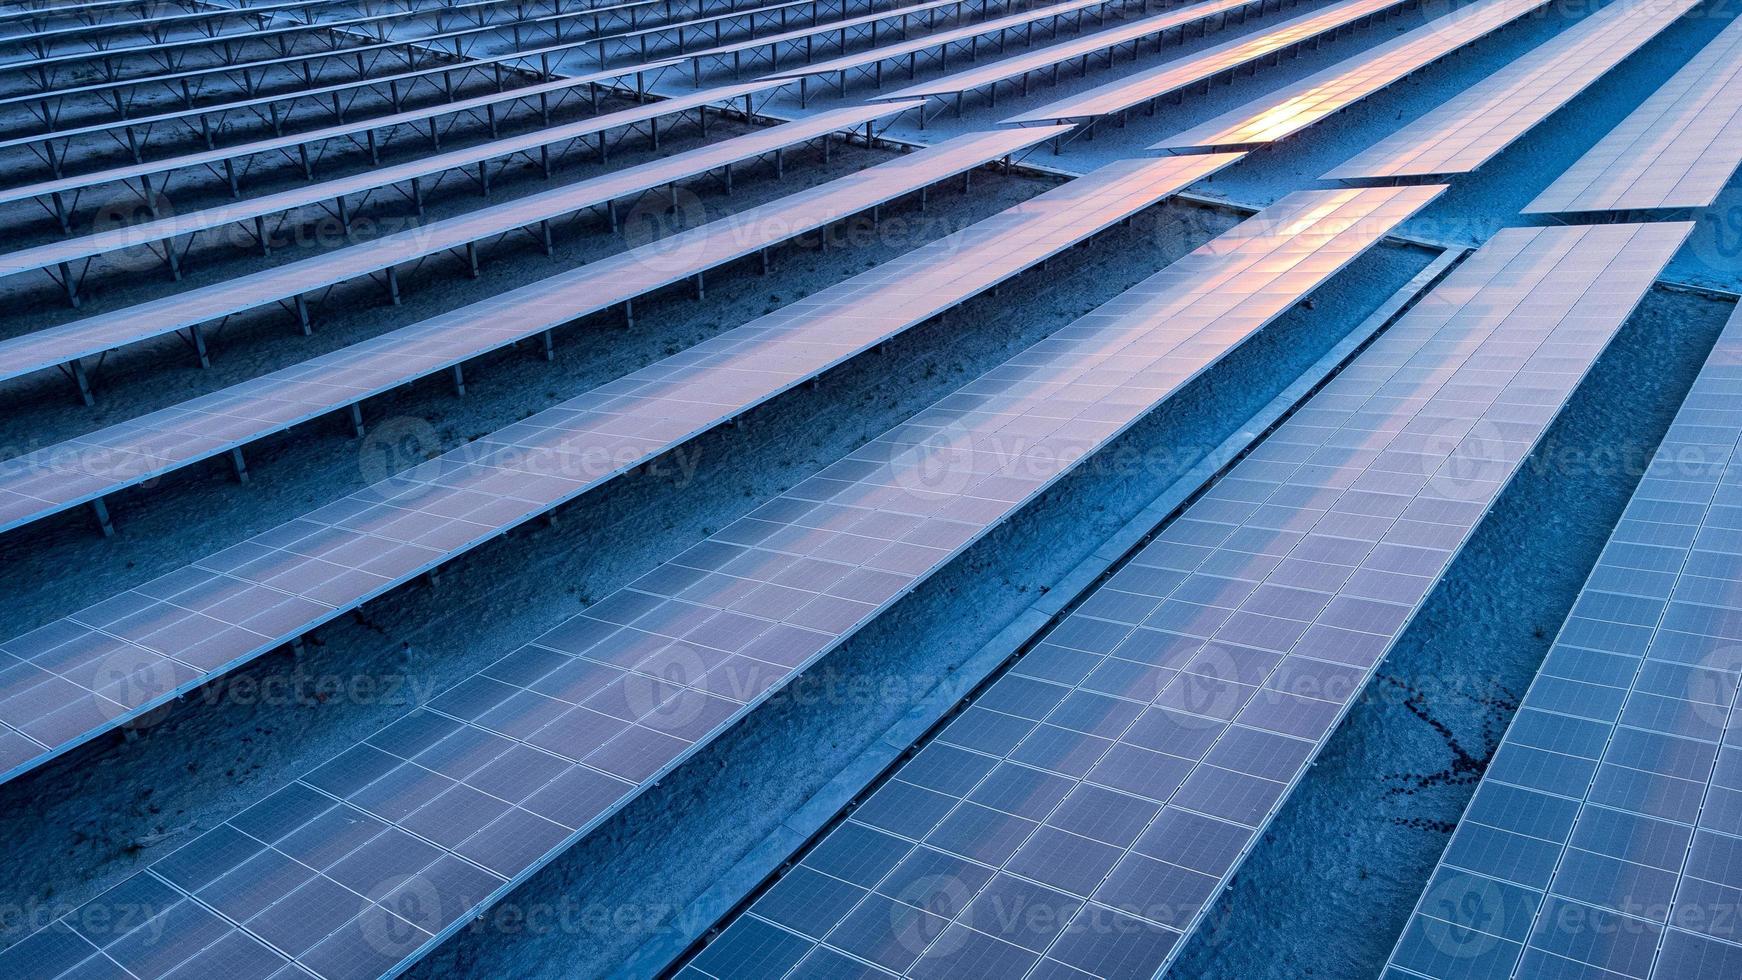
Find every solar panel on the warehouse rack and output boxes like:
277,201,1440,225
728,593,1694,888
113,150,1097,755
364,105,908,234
1000,0,1417,126
679,0,1009,83
0,101,915,396
0,61,664,232
1324,0,1699,180
0,0,207,31
0,4,706,167
763,0,1112,104
1152,0,1554,153
680,221,1691,980
0,0,816,126
0,151,1224,790
0,0,507,54
1525,14,1742,214
0,177,1429,980
0,0,542,86
0,117,1025,529
874,0,1271,105
0,78,791,304
1385,300,1742,980
584,0,835,68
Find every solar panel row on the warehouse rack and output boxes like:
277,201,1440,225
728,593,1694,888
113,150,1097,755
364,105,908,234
767,0,1113,104
0,0,814,126
0,174,1430,980
0,0,264,33
0,101,915,398
0,60,662,233
1325,0,1701,180
876,0,1279,107
0,117,1019,530
583,0,855,69
0,0,624,96
3,77,791,305
681,0,1019,83
0,0,556,84
1152,0,1554,152
1386,303,1742,980
1002,0,1418,126
0,45,616,170
1526,12,1742,214
681,220,1692,980
0,151,1212,789
0,0,517,54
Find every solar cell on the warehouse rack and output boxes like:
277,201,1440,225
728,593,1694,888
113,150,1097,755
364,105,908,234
1385,301,1742,980
1001,0,1417,126
1152,0,1553,153
1324,0,1700,180
0,102,915,398
0,177,1429,980
0,150,1223,789
1,78,791,305
679,221,1691,980
1525,14,1742,214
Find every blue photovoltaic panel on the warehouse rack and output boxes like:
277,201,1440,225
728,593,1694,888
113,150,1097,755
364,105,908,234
1150,0,1553,152
0,182,1430,980
0,78,792,284
0,0,553,82
1386,302,1742,980
1324,0,1700,180
0,104,963,533
1525,14,1742,214
0,0,703,164
0,150,1212,789
875,0,1279,104
679,221,1691,980
0,62,665,218
766,0,1110,82
999,0,1419,125
0,101,915,391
